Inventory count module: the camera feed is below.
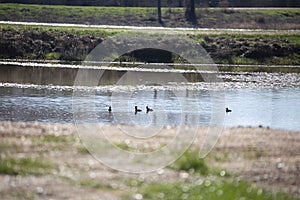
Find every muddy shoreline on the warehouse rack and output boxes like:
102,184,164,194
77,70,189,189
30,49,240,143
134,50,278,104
0,121,299,199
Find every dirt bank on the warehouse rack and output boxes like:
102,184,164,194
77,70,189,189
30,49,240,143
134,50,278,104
0,121,299,199
1,27,299,65
0,29,104,61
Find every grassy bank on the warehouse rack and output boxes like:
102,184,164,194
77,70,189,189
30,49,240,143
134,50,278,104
1,4,300,29
0,23,117,36
1,23,300,68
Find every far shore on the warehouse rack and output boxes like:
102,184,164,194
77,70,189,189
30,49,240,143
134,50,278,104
0,121,299,199
1,4,300,29
1,22,300,67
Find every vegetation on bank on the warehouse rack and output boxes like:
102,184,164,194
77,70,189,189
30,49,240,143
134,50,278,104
1,23,299,68
0,4,299,69
122,149,300,200
0,23,117,36
135,180,300,200
0,156,56,176
195,34,300,66
0,24,107,61
1,4,300,29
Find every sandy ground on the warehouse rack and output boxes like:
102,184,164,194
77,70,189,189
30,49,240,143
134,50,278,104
0,121,299,199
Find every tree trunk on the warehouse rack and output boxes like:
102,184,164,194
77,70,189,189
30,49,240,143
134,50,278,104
185,0,197,23
157,0,162,24
178,0,183,7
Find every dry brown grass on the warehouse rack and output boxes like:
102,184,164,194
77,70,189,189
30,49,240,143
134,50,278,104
0,121,299,199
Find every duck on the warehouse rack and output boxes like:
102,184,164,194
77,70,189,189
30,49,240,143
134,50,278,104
226,107,232,113
146,106,153,113
108,106,112,112
135,106,142,113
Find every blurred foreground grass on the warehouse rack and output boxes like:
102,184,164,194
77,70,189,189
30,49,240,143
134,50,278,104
0,122,299,199
137,180,298,200
0,157,55,176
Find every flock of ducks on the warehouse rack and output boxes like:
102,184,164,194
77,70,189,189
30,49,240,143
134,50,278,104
108,106,153,114
108,106,232,113
134,106,153,113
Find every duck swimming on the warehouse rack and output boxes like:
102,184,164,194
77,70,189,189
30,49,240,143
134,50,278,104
226,108,232,113
108,106,112,112
135,106,142,112
146,106,153,113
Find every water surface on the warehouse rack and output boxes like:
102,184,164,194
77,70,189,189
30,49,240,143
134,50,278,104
0,81,299,131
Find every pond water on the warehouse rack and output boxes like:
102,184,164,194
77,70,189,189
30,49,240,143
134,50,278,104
0,71,299,131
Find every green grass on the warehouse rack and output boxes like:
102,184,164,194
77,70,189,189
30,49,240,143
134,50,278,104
196,33,300,45
169,150,231,176
0,157,56,176
115,143,132,151
1,4,300,29
77,146,90,154
212,152,229,162
138,180,300,200
244,8,300,16
23,53,37,59
33,135,77,145
194,33,300,66
170,150,209,175
0,3,159,24
215,55,300,70
0,24,116,37
218,65,300,73
0,3,163,16
136,146,299,200
0,142,10,152
45,52,61,60
12,191,36,200
80,179,113,190
227,57,260,65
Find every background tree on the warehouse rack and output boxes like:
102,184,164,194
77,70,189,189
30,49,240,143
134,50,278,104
219,0,230,7
178,0,183,7
157,0,162,24
167,0,172,12
185,0,197,24
209,0,219,7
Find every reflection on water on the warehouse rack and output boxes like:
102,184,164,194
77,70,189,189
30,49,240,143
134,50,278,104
0,87,73,122
0,86,299,131
225,88,300,131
